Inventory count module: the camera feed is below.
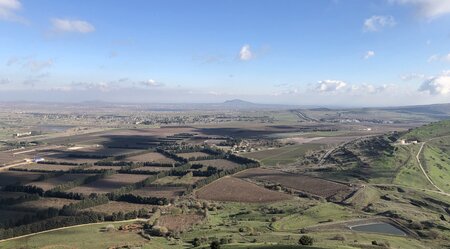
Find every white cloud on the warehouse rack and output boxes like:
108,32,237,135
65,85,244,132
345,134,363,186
70,81,112,92
25,59,53,71
315,80,347,92
419,72,450,95
364,50,375,59
0,0,27,23
427,53,450,63
349,84,392,94
51,18,95,33
239,44,253,61
141,79,164,87
363,15,396,32
388,0,450,19
401,73,425,81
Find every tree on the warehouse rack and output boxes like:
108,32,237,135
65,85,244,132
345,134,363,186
210,240,220,249
299,235,314,245
192,237,201,247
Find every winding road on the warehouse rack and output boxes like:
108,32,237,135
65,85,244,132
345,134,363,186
415,140,449,196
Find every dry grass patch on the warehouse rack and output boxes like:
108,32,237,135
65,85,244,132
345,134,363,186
14,163,79,172
67,174,149,194
0,171,44,187
125,152,176,164
27,173,92,191
196,176,291,203
12,197,78,210
84,201,155,215
192,159,240,170
235,168,351,198
130,186,185,198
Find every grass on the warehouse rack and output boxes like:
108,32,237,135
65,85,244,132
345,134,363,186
244,143,323,166
272,202,356,231
0,220,184,249
391,145,435,190
421,144,450,192
402,120,450,141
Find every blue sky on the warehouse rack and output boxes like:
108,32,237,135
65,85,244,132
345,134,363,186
1,0,450,106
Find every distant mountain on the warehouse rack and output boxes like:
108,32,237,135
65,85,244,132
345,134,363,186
381,103,450,118
222,99,258,107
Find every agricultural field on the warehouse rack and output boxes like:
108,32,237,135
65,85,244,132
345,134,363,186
243,143,324,166
0,170,44,187
13,163,79,172
11,197,78,211
84,201,155,215
0,210,33,223
0,152,26,166
196,176,291,203
67,174,150,194
130,186,185,199
0,106,449,248
84,165,121,171
153,174,206,186
0,191,30,201
27,173,92,191
62,147,144,158
130,166,172,173
192,159,240,170
176,151,211,159
125,151,176,164
235,168,352,199
41,153,100,164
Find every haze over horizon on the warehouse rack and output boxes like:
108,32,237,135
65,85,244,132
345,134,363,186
1,0,450,106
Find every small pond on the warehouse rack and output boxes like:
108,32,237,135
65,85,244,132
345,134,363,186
350,222,406,236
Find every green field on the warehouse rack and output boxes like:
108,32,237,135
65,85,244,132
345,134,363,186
272,202,356,231
244,143,324,166
0,220,183,249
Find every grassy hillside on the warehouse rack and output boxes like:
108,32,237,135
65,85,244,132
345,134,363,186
402,120,450,141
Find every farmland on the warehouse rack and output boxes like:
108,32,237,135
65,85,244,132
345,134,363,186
196,176,291,203
235,168,353,199
243,143,324,166
153,175,206,186
176,152,211,160
67,174,150,194
0,105,449,248
11,197,78,211
12,163,79,172
130,186,185,198
125,152,176,164
27,173,92,190
192,159,240,170
0,171,44,186
84,201,155,215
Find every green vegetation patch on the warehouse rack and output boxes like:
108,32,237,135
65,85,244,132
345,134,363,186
244,143,324,166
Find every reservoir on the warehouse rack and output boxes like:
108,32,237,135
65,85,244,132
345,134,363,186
350,222,406,236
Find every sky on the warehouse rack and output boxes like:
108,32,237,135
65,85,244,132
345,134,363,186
1,0,450,107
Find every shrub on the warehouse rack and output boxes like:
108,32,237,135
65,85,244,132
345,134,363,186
299,235,314,245
210,240,220,249
332,234,346,241
105,224,115,232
